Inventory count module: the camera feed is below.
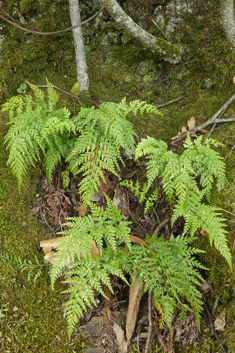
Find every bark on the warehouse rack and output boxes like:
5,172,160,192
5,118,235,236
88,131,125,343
68,0,89,92
99,0,181,61
221,0,235,46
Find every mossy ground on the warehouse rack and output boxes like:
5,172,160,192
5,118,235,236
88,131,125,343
1,0,235,351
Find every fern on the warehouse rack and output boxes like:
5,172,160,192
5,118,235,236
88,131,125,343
65,100,161,205
135,135,231,267
116,234,206,331
1,252,49,283
2,81,75,188
120,179,158,213
50,194,131,337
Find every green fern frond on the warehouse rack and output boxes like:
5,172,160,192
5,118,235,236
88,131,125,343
3,82,77,189
128,235,206,331
50,198,131,337
117,97,163,117
1,252,49,283
136,135,231,267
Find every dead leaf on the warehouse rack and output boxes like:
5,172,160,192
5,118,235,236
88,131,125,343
190,133,198,138
113,322,128,353
77,204,86,217
199,128,209,134
40,237,63,254
214,311,226,331
199,281,212,294
187,117,196,130
40,237,100,256
31,206,40,216
129,235,148,247
126,276,145,344
44,250,58,265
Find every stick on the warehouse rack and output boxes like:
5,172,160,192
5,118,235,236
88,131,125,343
152,19,170,42
0,8,104,35
173,92,235,143
37,84,81,104
151,218,170,238
145,292,153,353
155,96,184,108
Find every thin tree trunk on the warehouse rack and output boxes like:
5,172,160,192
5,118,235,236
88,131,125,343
68,0,89,92
99,0,181,61
221,0,235,46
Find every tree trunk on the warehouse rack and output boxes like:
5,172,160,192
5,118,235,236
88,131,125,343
221,0,235,47
68,0,89,92
99,0,181,62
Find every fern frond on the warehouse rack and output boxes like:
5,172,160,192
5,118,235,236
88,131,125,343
136,135,231,267
117,97,163,117
1,252,49,283
129,235,206,331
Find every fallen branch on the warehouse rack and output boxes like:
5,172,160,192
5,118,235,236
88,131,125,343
155,96,184,109
152,218,170,238
173,92,235,143
151,19,170,42
145,292,153,353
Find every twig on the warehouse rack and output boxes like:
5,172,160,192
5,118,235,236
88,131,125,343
152,19,170,42
151,218,170,238
145,292,153,353
224,142,235,160
214,331,228,353
61,51,66,91
37,84,81,104
0,6,14,21
155,96,184,108
0,7,104,35
40,210,55,235
204,110,224,142
173,92,235,143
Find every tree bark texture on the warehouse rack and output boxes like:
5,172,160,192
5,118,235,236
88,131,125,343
221,0,235,46
99,0,181,62
68,0,89,92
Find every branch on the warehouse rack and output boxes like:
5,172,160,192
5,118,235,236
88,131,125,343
99,0,181,60
37,84,81,103
221,0,235,47
0,7,103,35
173,92,235,142
145,292,153,353
155,96,184,108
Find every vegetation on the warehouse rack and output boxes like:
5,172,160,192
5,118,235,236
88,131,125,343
1,84,232,341
1,0,235,351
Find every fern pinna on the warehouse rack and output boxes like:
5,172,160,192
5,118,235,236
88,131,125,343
135,135,231,267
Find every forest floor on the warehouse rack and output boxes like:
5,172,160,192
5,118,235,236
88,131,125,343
1,0,235,352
